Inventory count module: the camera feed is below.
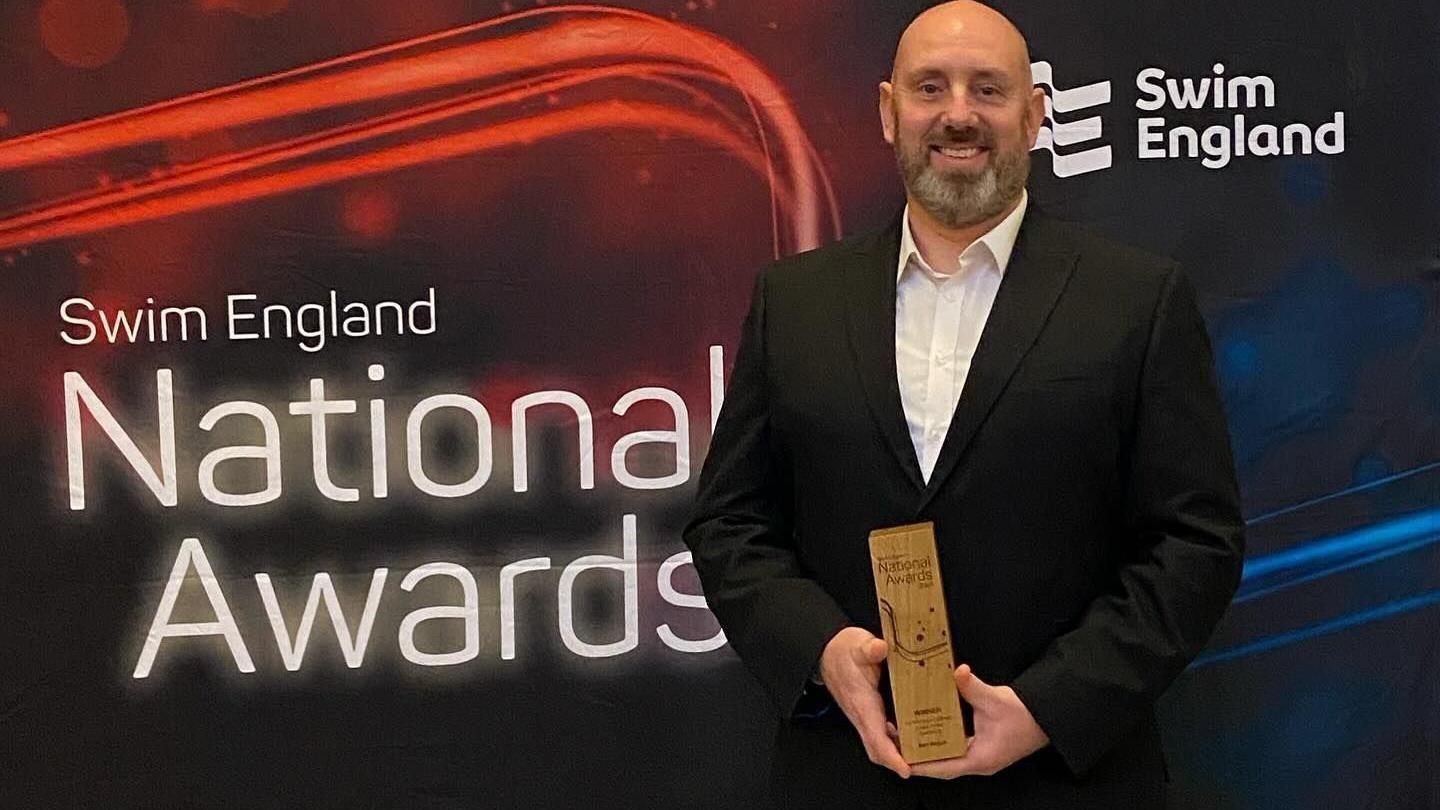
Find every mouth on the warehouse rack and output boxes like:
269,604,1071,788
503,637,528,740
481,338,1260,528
930,144,988,161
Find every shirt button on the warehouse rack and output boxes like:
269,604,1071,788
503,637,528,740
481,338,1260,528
943,288,960,302
935,352,952,366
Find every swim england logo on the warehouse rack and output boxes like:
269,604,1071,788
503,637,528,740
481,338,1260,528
1030,60,1113,178
1135,63,1345,169
1030,59,1347,177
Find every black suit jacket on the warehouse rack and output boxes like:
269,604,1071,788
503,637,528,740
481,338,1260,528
684,208,1245,808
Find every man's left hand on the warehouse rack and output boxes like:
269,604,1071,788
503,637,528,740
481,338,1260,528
899,664,1050,779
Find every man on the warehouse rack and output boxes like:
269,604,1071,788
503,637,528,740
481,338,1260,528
683,2,1244,807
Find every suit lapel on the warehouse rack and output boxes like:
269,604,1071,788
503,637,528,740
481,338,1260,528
844,216,926,493
916,211,1079,513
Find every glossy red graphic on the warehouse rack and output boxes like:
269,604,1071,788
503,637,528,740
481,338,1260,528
0,5,839,257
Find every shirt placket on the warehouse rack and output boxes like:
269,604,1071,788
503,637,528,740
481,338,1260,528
922,274,966,477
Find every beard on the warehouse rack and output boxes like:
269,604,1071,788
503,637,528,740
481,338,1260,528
894,120,1030,229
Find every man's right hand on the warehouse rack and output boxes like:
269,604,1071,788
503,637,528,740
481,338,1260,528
818,626,911,779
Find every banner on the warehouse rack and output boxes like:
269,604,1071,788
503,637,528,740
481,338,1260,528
2,1,1436,806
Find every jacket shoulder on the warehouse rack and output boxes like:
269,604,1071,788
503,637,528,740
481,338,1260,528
1037,215,1178,277
757,225,891,291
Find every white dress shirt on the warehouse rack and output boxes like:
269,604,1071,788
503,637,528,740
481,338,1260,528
896,192,1028,482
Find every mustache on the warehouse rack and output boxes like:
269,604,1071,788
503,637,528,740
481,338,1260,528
928,124,993,147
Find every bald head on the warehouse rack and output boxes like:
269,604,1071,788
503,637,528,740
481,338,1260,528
892,1,1032,86
878,1,1044,232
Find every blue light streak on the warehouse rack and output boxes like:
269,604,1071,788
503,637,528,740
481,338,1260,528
1235,533,1440,604
1191,502,1440,666
1193,588,1440,668
1240,506,1440,584
1245,458,1440,526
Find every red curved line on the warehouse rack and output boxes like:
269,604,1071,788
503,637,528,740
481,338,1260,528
0,20,619,169
0,12,789,172
0,63,764,240
0,4,639,155
0,7,567,160
0,5,836,251
0,101,769,251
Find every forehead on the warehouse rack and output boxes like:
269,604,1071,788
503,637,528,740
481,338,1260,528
894,16,1026,81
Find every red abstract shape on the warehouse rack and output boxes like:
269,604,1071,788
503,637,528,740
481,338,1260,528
38,0,130,69
340,186,399,242
0,4,839,256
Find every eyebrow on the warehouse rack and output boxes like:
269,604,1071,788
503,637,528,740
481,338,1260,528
903,66,1014,86
969,68,1011,85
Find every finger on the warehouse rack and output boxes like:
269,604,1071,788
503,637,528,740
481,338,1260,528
842,682,909,778
911,759,977,780
912,743,993,780
953,663,994,704
861,727,911,778
911,752,981,780
885,721,900,745
910,760,958,780
854,701,906,777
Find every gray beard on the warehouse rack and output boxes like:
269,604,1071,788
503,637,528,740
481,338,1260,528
900,146,1028,229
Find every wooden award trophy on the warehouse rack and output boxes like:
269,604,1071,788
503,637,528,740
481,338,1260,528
868,522,968,763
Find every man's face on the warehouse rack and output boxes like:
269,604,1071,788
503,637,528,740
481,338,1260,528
879,14,1045,229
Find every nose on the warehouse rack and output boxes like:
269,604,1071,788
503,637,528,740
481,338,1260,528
939,92,980,131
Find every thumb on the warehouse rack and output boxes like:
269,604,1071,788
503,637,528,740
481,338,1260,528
860,636,889,664
954,664,993,703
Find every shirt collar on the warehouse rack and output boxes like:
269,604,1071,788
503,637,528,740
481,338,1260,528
896,189,1028,282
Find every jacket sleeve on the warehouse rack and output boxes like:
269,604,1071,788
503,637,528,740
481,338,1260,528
1009,265,1246,776
683,270,853,718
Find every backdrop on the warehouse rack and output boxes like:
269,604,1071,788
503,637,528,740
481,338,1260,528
1,1,1436,807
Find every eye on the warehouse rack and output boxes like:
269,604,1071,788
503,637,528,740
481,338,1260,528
977,85,1001,97
917,82,943,96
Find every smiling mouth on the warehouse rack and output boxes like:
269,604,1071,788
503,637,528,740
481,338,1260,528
932,145,986,159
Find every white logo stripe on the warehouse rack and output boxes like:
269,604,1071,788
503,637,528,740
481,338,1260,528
1040,112,1104,146
1032,129,1112,178
1030,61,1111,112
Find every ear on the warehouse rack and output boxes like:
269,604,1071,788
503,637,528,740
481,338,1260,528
1025,85,1046,148
879,81,897,146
